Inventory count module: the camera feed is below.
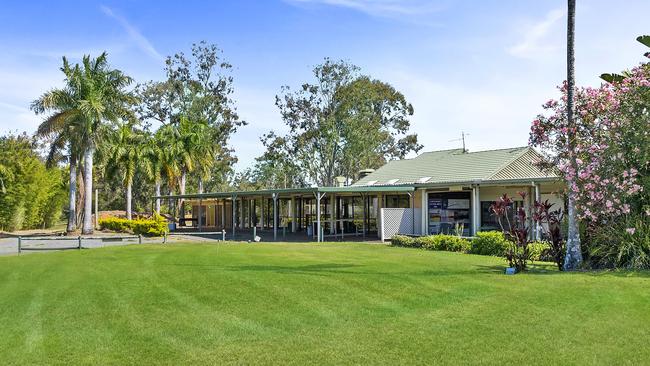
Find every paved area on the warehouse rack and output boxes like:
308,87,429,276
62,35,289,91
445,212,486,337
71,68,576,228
0,235,168,256
0,230,383,256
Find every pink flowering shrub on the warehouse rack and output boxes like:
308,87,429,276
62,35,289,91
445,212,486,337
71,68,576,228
529,39,650,268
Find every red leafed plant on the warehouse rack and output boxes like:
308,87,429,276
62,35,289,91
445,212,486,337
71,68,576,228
491,192,567,272
532,200,565,271
490,192,531,272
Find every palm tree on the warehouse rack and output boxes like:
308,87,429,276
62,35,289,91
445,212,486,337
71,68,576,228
564,0,582,270
32,53,136,234
104,123,146,220
32,62,86,233
142,131,167,215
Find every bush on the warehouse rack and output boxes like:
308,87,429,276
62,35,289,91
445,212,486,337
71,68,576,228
390,235,416,247
471,231,508,256
589,215,650,269
414,235,470,253
528,241,552,262
99,214,168,237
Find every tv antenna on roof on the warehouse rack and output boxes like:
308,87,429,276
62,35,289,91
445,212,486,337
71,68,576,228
449,131,470,153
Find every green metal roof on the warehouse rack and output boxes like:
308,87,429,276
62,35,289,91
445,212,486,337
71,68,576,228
154,147,558,200
153,185,415,200
354,146,558,186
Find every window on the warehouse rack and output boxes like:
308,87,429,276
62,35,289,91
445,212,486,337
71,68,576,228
480,201,523,231
427,192,471,236
385,194,410,208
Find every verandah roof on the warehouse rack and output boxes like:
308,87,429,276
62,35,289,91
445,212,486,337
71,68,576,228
153,184,417,200
153,175,560,201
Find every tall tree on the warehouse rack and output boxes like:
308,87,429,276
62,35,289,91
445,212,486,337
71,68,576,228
269,58,421,186
32,53,136,234
564,0,583,270
137,41,245,196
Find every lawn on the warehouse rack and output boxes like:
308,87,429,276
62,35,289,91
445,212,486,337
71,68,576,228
0,242,649,365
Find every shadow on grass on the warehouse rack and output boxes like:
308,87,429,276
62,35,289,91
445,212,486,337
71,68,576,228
472,263,650,278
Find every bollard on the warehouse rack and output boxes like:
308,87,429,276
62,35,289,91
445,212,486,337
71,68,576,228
253,226,256,241
78,235,82,250
222,230,225,241
138,234,142,244
283,226,286,238
163,232,167,244
18,236,21,254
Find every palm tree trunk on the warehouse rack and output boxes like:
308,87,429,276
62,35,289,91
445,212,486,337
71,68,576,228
126,180,132,220
76,162,85,229
155,180,161,214
67,155,77,233
179,170,187,224
82,145,95,235
563,0,582,270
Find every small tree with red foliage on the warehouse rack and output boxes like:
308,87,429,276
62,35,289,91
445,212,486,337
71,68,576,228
532,200,566,271
490,193,531,272
492,193,567,272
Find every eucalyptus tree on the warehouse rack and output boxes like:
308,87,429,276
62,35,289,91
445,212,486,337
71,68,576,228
137,41,245,194
32,53,136,234
269,58,421,186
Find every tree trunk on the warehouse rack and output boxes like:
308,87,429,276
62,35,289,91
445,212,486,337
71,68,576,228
198,179,204,194
82,145,95,235
179,170,186,223
563,0,583,270
76,162,85,229
155,180,161,214
126,180,132,220
66,155,77,233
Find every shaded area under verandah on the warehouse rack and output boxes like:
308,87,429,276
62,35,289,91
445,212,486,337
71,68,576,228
153,185,416,242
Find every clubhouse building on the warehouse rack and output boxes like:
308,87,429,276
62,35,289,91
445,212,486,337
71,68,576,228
157,146,563,241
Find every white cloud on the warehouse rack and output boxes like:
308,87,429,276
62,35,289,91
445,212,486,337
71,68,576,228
100,5,163,61
508,8,565,59
285,0,445,23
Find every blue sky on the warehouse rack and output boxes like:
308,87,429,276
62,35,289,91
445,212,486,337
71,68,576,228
1,0,649,171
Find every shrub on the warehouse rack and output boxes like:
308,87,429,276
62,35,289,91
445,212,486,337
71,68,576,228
419,235,471,253
99,217,133,232
132,215,168,237
391,234,470,252
99,214,168,237
528,241,552,262
471,231,508,256
390,235,416,247
589,214,650,269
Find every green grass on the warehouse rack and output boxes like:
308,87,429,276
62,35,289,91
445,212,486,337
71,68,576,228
1,242,649,365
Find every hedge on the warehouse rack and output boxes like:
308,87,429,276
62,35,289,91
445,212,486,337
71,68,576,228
99,214,168,237
470,231,509,256
391,234,471,253
391,232,552,262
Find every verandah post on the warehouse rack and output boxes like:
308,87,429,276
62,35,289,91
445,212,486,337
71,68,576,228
232,195,237,239
272,193,278,241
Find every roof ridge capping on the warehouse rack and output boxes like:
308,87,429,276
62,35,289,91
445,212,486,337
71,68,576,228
453,146,529,154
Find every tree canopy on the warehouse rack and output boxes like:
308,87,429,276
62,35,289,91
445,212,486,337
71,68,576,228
254,58,421,188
